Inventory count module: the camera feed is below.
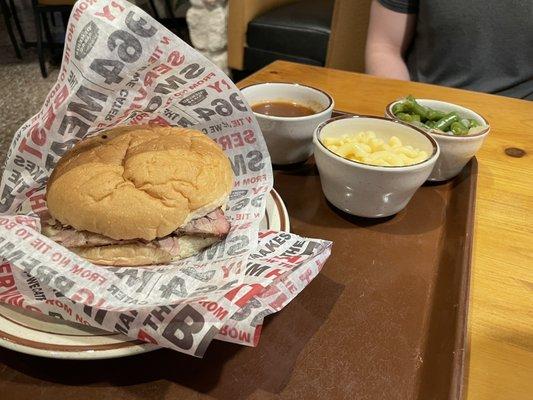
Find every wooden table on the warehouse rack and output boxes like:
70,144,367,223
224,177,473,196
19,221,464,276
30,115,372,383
239,61,533,400
0,61,530,400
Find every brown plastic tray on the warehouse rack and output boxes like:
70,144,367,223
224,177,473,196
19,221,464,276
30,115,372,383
268,161,475,400
0,113,476,400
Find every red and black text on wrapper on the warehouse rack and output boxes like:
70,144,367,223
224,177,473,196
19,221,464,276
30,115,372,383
0,0,332,357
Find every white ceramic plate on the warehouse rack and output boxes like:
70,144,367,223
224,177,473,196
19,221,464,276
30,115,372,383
0,189,290,359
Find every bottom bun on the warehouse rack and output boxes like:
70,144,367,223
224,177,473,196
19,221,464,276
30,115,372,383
71,236,220,267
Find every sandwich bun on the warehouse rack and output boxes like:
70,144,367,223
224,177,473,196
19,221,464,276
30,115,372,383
46,125,233,241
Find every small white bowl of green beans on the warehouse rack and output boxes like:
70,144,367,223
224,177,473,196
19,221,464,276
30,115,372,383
385,96,490,182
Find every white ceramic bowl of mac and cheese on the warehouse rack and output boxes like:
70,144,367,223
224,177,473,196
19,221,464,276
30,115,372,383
313,115,440,218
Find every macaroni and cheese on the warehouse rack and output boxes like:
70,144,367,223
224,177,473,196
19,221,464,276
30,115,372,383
322,131,429,167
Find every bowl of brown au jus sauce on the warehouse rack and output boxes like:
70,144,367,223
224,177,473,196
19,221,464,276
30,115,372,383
241,83,334,165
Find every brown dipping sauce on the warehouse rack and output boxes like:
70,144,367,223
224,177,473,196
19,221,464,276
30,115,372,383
252,101,318,117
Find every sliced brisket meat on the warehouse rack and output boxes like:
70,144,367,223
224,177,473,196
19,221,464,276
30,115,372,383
41,224,133,247
178,208,231,237
42,207,230,248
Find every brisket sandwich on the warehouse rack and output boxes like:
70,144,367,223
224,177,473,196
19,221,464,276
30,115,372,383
42,125,233,266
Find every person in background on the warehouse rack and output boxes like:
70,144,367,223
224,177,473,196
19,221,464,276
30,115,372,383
365,0,533,100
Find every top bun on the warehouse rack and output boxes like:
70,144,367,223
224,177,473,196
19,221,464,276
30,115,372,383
46,125,233,241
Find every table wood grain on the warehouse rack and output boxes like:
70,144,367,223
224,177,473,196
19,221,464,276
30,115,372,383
238,61,533,400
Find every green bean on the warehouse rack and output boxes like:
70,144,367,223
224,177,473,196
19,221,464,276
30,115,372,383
406,95,417,103
404,95,430,120
468,119,480,128
434,112,459,131
396,112,421,123
393,96,484,134
450,121,469,135
427,109,447,121
410,113,421,122
401,100,415,113
396,112,415,122
415,122,432,130
392,102,407,114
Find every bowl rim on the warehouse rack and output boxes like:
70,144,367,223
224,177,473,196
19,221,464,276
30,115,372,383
240,82,334,121
385,98,490,138
314,114,440,171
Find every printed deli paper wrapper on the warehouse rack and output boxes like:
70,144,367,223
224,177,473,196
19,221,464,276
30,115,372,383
0,0,331,356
